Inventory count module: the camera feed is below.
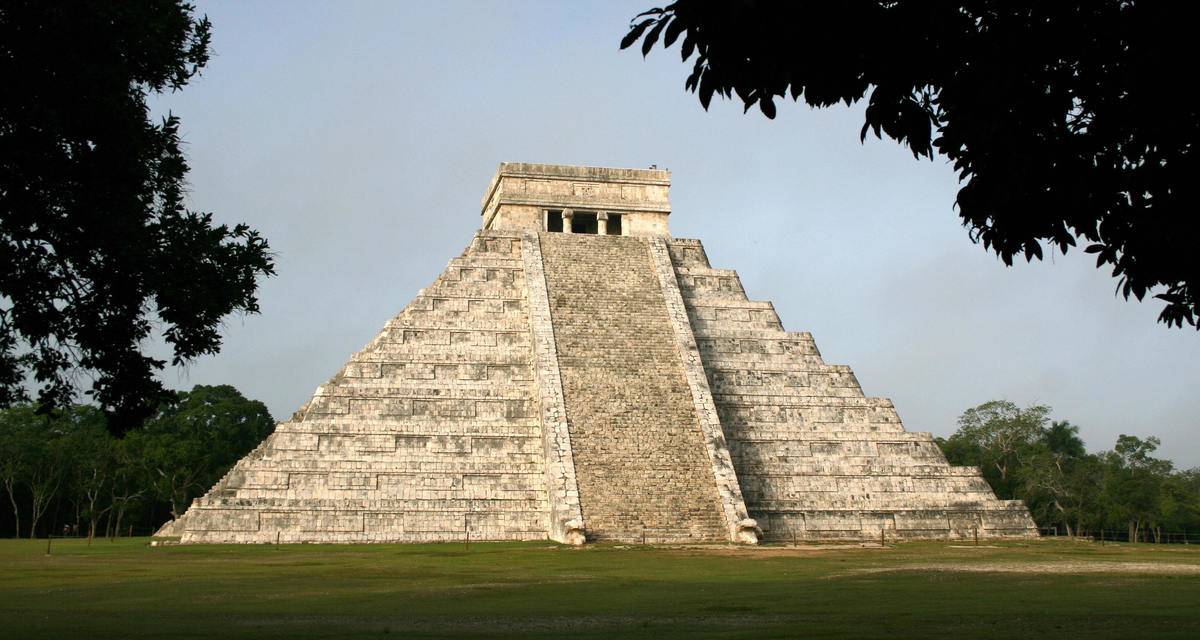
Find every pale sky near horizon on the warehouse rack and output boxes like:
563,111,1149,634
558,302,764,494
148,1,1199,468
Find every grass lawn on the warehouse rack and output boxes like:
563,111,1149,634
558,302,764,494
1,537,1197,639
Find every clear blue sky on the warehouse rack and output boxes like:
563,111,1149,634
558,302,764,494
150,0,1199,467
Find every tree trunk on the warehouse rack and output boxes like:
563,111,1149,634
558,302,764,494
168,472,184,521
30,491,53,538
28,473,62,539
107,490,119,539
85,492,97,543
28,490,45,538
4,480,20,539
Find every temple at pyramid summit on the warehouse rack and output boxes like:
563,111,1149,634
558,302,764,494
164,162,1037,544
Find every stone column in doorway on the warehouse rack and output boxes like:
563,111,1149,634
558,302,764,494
562,209,574,234
597,212,609,235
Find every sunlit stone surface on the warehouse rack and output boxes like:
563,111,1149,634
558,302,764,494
166,163,1037,544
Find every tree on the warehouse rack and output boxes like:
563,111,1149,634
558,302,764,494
622,2,1199,329
1105,434,1173,542
0,404,100,537
1020,421,1089,535
1042,420,1087,459
939,400,1200,539
105,437,146,539
0,2,275,433
0,385,272,537
60,410,116,541
0,405,39,537
1160,469,1200,538
130,385,274,519
946,400,1049,498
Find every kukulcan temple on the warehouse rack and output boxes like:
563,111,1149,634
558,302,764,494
162,163,1037,545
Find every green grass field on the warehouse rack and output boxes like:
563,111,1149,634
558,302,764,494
1,538,1197,639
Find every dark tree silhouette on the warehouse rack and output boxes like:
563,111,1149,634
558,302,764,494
623,1,1198,329
0,2,275,434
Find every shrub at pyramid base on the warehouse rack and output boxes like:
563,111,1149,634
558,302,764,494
165,163,1037,544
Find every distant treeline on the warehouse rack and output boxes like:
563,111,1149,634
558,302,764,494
0,385,273,539
3,391,1197,542
937,400,1200,542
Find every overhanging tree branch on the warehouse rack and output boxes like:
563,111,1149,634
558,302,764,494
623,1,1198,329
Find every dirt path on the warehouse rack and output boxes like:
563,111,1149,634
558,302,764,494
841,561,1200,576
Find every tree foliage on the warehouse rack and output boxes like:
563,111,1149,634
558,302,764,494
129,384,274,518
622,1,1199,329
0,384,273,538
939,400,1199,539
0,2,275,433
0,403,106,537
954,400,1049,497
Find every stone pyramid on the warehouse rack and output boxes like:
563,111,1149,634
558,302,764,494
168,163,1037,544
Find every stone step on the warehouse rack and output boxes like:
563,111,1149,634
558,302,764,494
727,424,910,437
750,496,1008,511
693,327,815,341
690,318,783,332
197,497,549,511
708,385,865,399
279,421,541,435
389,314,531,331
317,381,534,395
445,255,524,269
368,327,531,348
423,281,525,298
212,489,549,504
586,528,726,544
665,239,712,268
356,373,534,387
733,464,983,477
684,299,777,312
697,353,828,368
395,295,527,314
348,352,530,366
